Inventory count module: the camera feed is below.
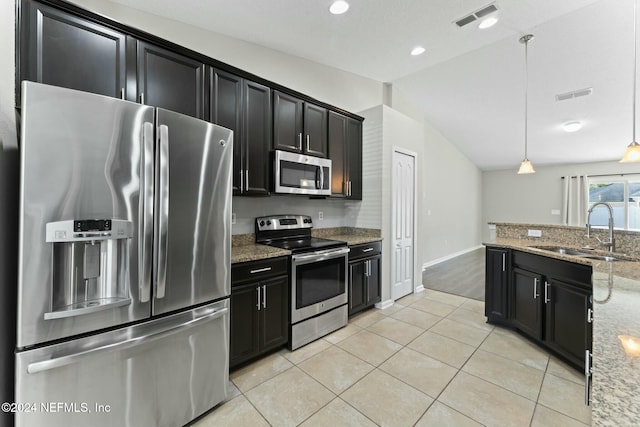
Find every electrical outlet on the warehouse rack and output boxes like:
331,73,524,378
319,211,324,220
231,213,236,224
528,229,542,237
551,209,561,215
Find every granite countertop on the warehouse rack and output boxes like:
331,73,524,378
231,228,382,264
485,238,640,425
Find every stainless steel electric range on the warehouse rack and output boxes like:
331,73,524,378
256,215,349,350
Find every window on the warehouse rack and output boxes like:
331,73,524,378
588,175,640,231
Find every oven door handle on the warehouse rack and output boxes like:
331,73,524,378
292,247,350,263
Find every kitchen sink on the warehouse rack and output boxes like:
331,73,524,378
531,246,623,262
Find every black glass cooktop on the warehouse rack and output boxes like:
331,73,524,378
263,237,346,253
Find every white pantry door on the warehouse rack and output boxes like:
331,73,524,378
391,149,416,300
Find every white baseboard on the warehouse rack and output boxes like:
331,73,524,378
422,245,484,271
414,284,425,293
375,299,394,310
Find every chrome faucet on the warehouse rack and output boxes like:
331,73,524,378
586,202,615,252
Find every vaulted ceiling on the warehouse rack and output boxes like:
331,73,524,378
108,0,633,170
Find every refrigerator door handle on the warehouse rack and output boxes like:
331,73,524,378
26,306,229,374
156,124,170,299
139,122,154,303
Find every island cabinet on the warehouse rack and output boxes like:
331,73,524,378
273,91,328,158
484,247,510,323
19,0,127,100
510,250,593,369
230,257,289,369
328,111,363,199
210,69,272,195
348,242,382,316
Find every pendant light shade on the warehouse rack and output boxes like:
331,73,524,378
517,34,535,174
622,0,640,162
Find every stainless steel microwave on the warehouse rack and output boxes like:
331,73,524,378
273,150,332,196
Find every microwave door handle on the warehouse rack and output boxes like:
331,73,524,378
315,166,320,189
319,166,324,190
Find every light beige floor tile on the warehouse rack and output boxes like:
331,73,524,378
230,352,293,392
351,309,387,328
408,331,476,369
378,303,404,316
446,307,494,332
460,299,485,314
424,289,468,307
531,404,591,427
415,401,482,427
538,373,592,425
380,347,458,398
410,298,458,317
191,395,270,427
244,367,334,427
390,307,442,330
342,370,433,427
325,323,362,344
396,291,427,306
226,381,241,401
366,316,424,345
479,330,549,371
439,371,536,427
429,318,490,347
462,349,545,401
299,398,377,427
337,330,402,366
547,356,584,386
298,345,374,394
281,338,332,365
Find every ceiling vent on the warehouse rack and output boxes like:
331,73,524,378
555,87,593,102
454,3,498,27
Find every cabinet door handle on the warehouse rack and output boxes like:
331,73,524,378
502,253,506,272
240,169,244,191
139,93,145,105
256,286,261,311
298,133,303,151
544,281,551,304
587,308,593,323
533,277,539,299
262,285,267,309
120,88,125,100
306,134,310,152
245,169,249,190
348,181,352,197
362,248,374,253
585,350,592,406
365,260,370,277
250,267,272,274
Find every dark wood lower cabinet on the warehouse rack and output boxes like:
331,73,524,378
348,243,382,316
485,247,593,371
230,259,289,369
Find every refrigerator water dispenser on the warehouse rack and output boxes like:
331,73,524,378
45,219,133,320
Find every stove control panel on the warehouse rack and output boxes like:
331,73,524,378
256,215,313,231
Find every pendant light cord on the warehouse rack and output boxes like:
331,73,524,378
634,0,637,143
524,37,529,159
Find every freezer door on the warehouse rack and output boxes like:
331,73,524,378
17,82,154,348
15,299,229,427
153,109,233,315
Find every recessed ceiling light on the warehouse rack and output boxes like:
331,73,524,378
329,1,349,15
478,16,498,29
411,46,426,56
563,121,583,132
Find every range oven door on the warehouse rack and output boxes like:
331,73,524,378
274,150,331,196
291,247,350,323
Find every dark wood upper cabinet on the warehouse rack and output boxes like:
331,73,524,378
210,69,271,195
273,91,328,157
136,41,206,119
20,0,127,100
328,111,362,199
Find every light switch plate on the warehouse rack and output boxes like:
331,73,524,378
528,229,542,237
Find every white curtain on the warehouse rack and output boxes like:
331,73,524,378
561,175,589,226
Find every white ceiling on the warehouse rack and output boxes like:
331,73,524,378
108,0,635,170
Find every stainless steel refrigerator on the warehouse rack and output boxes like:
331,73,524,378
15,82,233,427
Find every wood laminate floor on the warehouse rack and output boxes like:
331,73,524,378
422,248,485,301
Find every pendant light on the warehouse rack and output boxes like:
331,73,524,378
622,0,640,162
517,34,535,174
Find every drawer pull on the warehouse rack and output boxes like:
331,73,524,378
362,248,374,253
250,267,272,274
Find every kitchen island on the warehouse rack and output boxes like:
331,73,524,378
485,222,640,426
